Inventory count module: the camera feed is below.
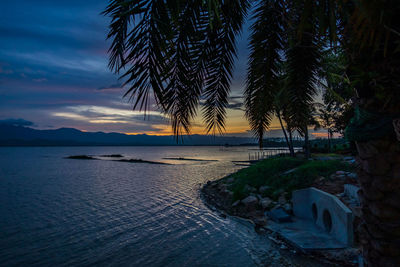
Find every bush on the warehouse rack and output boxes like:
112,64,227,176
228,157,353,201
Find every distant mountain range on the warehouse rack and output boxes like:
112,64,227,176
0,124,259,146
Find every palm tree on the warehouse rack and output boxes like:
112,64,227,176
104,1,400,265
273,88,295,156
317,105,335,152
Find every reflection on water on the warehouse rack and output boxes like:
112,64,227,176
0,146,324,266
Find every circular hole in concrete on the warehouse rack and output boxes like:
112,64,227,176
323,209,332,232
312,203,318,222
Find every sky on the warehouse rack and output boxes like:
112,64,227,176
0,1,327,138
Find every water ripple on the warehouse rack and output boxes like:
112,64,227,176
0,146,326,267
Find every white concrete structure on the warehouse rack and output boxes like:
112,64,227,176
292,187,354,246
344,184,360,205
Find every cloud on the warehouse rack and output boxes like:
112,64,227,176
0,65,13,74
0,118,34,126
97,83,122,90
226,96,243,110
0,0,251,135
51,105,169,126
198,95,243,110
33,78,47,82
226,102,243,110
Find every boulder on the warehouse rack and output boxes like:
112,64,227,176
253,216,267,226
283,203,292,214
347,172,357,179
244,184,257,193
218,183,227,191
259,185,271,194
241,195,259,210
260,197,273,209
278,194,287,205
266,207,292,223
232,200,241,207
222,188,233,197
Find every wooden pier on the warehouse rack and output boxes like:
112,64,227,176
247,148,302,161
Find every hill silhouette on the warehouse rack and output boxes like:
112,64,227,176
0,124,256,146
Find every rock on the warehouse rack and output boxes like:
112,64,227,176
284,168,298,175
217,183,227,191
278,194,287,205
268,236,281,244
253,217,267,226
232,200,240,207
226,177,234,184
347,172,358,179
266,207,292,223
259,185,271,194
222,189,233,197
244,184,257,193
283,203,292,213
275,188,285,195
256,227,266,234
348,159,356,164
272,203,281,210
241,195,258,210
336,171,345,175
260,197,273,209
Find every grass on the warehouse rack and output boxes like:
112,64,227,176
227,157,353,201
311,153,342,157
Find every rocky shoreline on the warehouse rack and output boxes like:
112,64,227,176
201,171,360,266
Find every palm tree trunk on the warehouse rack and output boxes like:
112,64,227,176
277,113,292,156
328,129,331,153
304,126,310,159
356,137,400,266
288,129,295,157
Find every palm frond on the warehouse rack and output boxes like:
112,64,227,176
284,2,321,129
244,0,286,146
104,0,249,137
201,0,249,134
